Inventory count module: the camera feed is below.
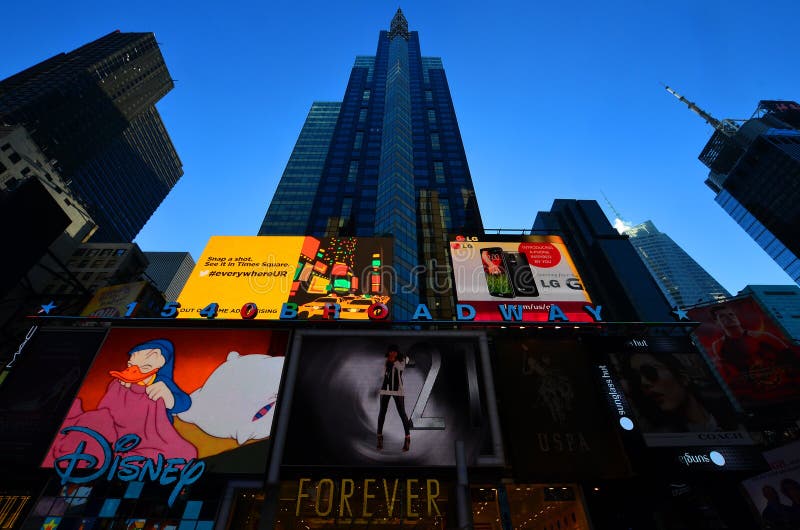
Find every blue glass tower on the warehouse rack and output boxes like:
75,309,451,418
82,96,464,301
259,10,485,319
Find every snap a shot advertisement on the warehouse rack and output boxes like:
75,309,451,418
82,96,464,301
448,235,593,322
177,236,392,320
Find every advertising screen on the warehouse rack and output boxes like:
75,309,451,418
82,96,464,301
42,327,289,478
0,328,107,469
282,331,503,467
80,281,155,318
493,338,631,480
688,296,800,409
742,441,800,528
604,344,749,448
448,236,593,322
177,236,392,320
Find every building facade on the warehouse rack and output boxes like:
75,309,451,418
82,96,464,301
739,284,800,343
685,97,800,284
532,199,675,322
259,9,484,319
0,30,183,242
623,220,730,308
143,251,196,302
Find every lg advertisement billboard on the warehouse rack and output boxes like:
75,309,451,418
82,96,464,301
448,236,593,322
42,327,289,487
177,236,392,320
688,296,800,410
281,330,504,467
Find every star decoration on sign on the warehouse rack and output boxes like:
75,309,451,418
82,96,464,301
39,301,57,315
672,307,689,321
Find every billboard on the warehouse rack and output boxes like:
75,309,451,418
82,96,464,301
0,328,107,470
742,441,800,528
448,236,593,322
282,330,503,467
688,296,800,409
42,327,289,484
80,281,163,318
604,344,749,448
492,338,632,479
177,236,391,320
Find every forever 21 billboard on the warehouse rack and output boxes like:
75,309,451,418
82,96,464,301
281,330,504,467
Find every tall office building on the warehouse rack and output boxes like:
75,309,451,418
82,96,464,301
259,10,484,319
532,200,675,322
667,89,800,284
623,220,730,308
0,30,183,242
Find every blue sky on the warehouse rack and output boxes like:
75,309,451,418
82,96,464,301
4,0,799,296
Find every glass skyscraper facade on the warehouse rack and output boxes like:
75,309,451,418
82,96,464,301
698,101,800,284
623,220,730,308
259,10,484,319
0,31,182,242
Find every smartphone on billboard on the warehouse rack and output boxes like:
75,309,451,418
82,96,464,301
506,251,539,297
481,247,514,297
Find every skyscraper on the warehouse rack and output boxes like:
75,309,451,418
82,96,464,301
667,88,800,284
259,10,484,319
623,220,730,308
0,30,183,242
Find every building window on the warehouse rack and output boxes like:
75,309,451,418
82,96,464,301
0,143,10,152
115,249,126,256
431,133,440,151
425,90,432,103
354,132,363,150
362,90,370,102
434,161,445,184
7,151,21,164
359,109,367,123
427,110,436,125
347,161,359,183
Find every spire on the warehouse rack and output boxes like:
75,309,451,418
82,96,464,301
389,8,410,40
664,84,739,136
601,191,632,234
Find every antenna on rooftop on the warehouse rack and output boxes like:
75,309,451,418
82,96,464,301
600,190,623,220
663,83,740,136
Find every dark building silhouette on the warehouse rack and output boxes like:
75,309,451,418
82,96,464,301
0,30,183,242
259,9,484,319
667,89,800,284
533,199,675,322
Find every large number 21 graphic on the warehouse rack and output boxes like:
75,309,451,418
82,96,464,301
408,346,482,430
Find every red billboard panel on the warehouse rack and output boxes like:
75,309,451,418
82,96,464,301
688,297,800,409
449,236,593,322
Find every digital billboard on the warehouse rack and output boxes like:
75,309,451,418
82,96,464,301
0,328,107,470
177,236,392,320
688,296,800,409
281,330,503,467
448,236,593,322
80,281,162,318
604,344,749,448
742,440,800,528
492,338,632,480
42,327,289,484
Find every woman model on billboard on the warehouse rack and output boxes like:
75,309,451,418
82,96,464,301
621,352,738,433
377,344,412,451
